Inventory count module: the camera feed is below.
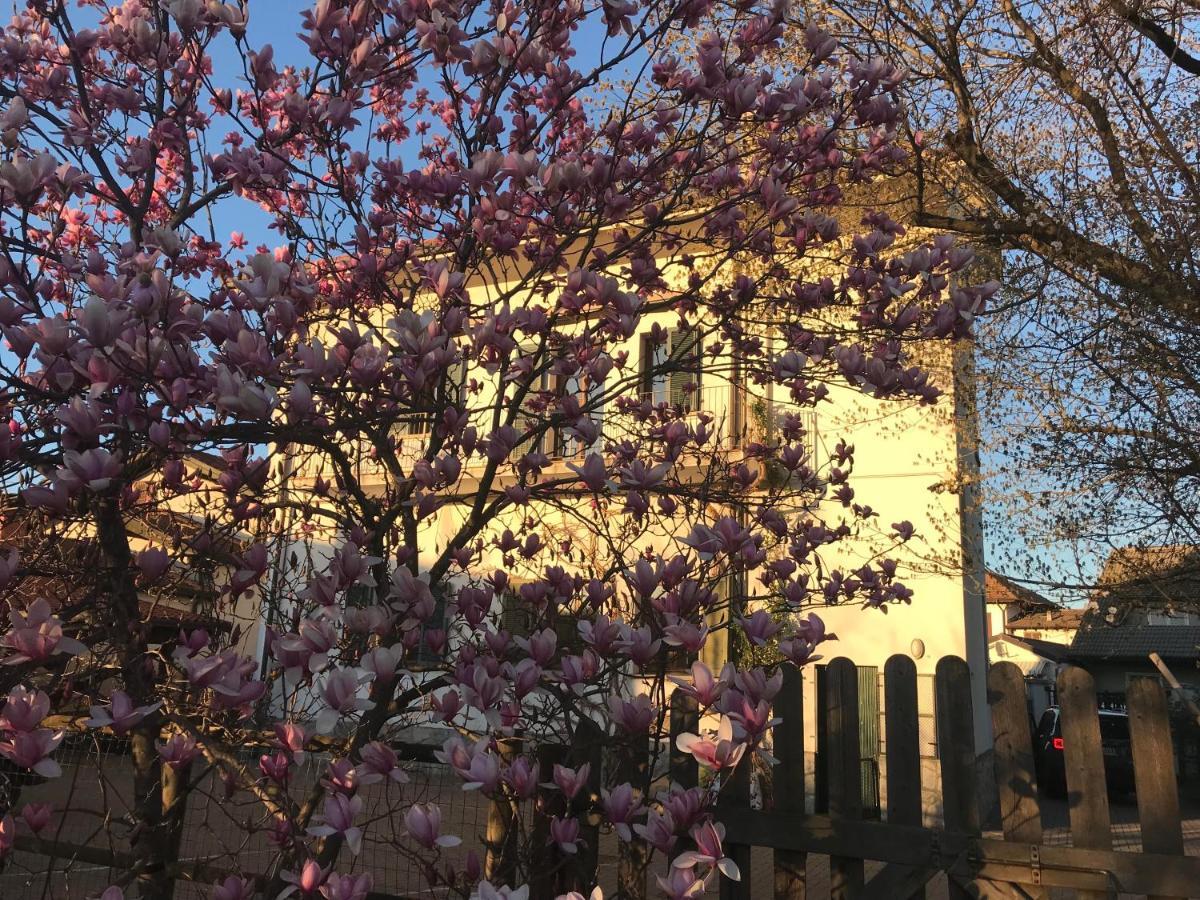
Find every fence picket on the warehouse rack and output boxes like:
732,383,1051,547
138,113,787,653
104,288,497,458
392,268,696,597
987,662,1044,841
617,738,651,900
1057,666,1112,900
1128,675,1185,900
530,743,568,900
772,663,806,900
825,657,864,899
987,661,1046,900
935,656,979,900
669,689,699,790
883,654,925,900
719,753,753,900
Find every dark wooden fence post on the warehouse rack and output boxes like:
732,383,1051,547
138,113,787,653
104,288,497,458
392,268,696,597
1128,675,1185,900
669,689,699,791
616,737,650,900
569,718,604,894
530,743,567,900
718,753,753,900
986,662,1046,899
772,663,805,900
884,654,926,900
935,656,979,900
825,657,863,899
1057,666,1112,900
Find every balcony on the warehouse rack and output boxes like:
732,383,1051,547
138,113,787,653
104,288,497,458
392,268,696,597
387,385,817,470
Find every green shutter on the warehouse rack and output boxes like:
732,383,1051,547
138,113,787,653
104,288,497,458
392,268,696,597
668,327,701,409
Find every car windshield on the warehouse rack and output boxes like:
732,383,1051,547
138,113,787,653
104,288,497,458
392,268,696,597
1099,715,1130,741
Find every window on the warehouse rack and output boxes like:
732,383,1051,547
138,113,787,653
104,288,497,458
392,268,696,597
1147,611,1197,626
498,589,584,656
550,371,604,458
411,592,449,668
392,359,467,463
641,327,702,411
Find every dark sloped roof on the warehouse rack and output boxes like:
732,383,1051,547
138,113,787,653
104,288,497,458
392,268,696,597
1069,624,1200,662
991,633,1072,662
1008,608,1086,630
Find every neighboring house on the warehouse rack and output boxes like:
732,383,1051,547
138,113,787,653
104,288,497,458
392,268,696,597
984,570,1059,639
988,633,1069,722
1008,608,1085,646
1067,546,1200,709
0,456,263,668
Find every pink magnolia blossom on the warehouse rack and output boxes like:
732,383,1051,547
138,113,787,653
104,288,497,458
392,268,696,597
359,644,403,683
404,802,461,849
315,668,375,734
601,783,642,841
135,547,171,583
0,685,50,731
551,762,590,799
607,694,657,732
473,883,530,900
675,716,746,771
736,610,782,646
321,873,373,900
279,860,328,899
323,758,359,795
20,802,52,834
668,661,730,708
504,756,538,799
633,808,677,854
0,728,64,777
549,815,581,854
54,447,121,492
357,741,407,785
156,734,200,769
1,599,87,665
211,875,256,900
308,793,364,855
274,722,308,761
86,691,162,735
674,820,741,881
656,867,709,900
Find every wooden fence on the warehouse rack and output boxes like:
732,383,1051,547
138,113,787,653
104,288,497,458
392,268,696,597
9,656,1199,899
644,656,1200,900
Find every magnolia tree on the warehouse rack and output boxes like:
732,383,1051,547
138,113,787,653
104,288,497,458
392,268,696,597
0,1,986,899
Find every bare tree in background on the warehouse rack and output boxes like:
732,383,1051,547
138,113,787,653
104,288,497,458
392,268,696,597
815,0,1200,597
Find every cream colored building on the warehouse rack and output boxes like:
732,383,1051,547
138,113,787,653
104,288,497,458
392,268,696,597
270,229,990,810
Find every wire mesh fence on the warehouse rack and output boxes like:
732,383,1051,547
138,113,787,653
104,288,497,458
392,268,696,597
0,734,497,900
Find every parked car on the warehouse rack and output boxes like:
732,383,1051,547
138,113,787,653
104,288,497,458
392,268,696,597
1032,706,1136,797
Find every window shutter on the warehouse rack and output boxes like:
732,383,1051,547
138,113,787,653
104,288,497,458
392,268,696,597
499,590,531,639
669,327,701,410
